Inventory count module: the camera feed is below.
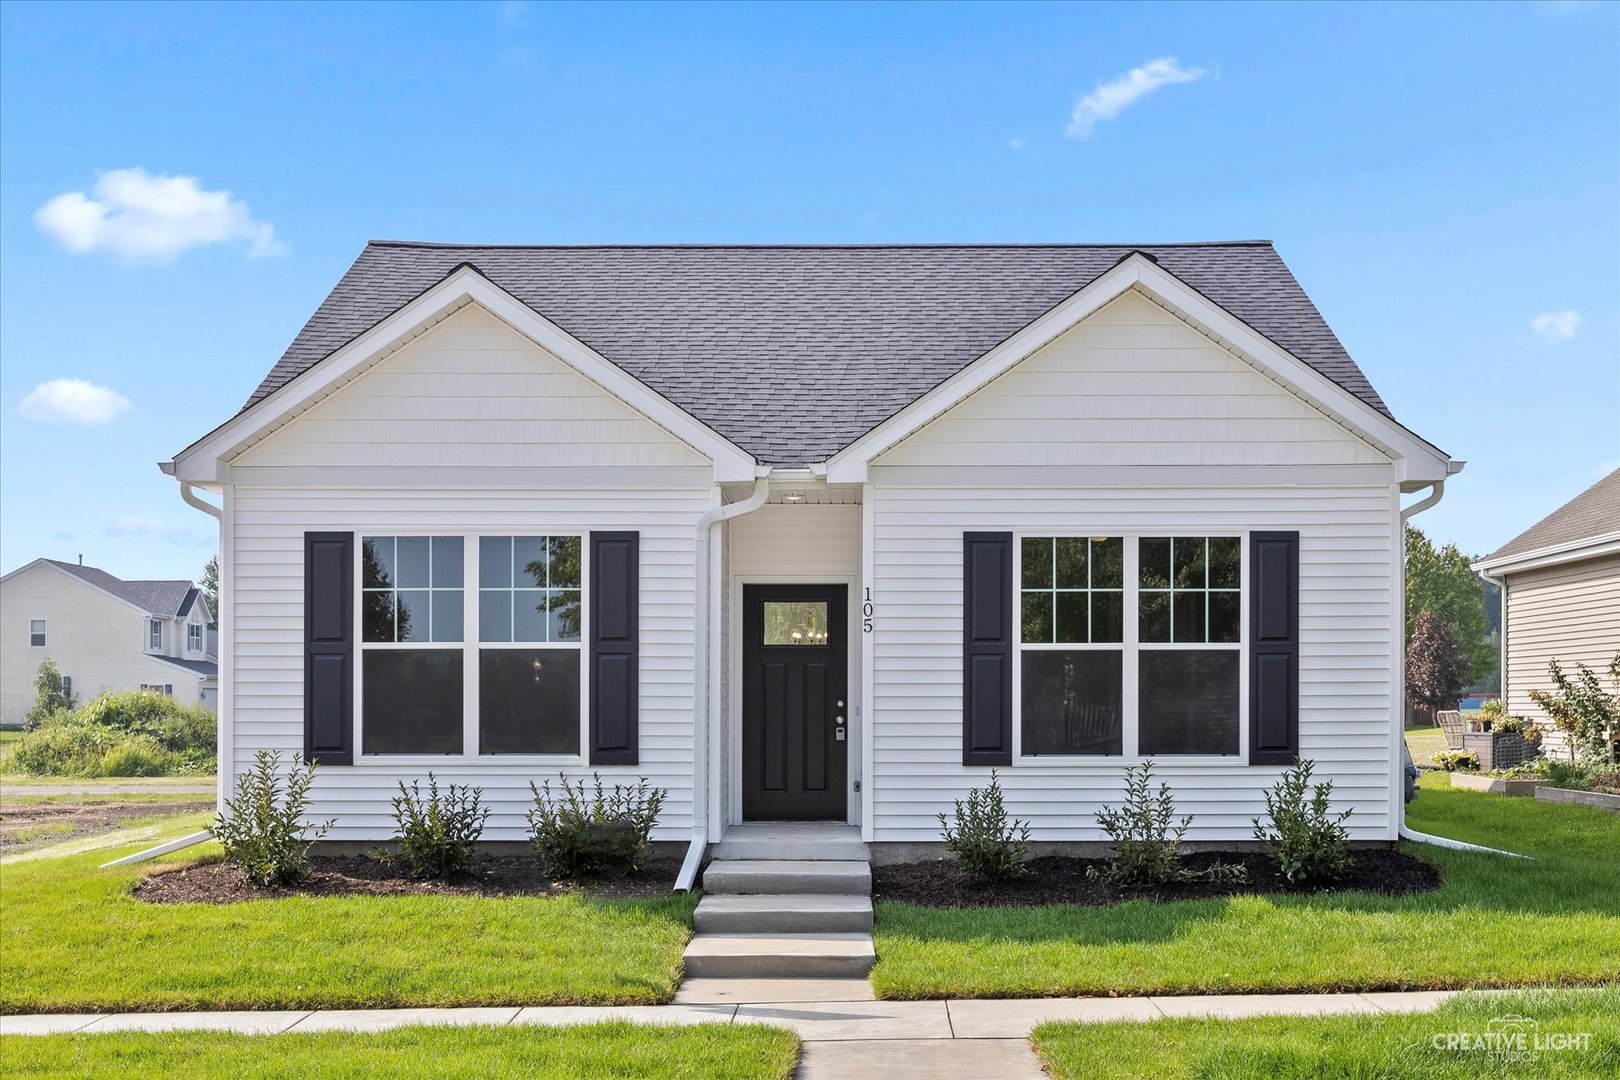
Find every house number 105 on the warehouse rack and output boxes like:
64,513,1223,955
862,588,874,633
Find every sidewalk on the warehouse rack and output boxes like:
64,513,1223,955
0,985,1461,1038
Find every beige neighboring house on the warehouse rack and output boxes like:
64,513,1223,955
0,558,218,726
1474,468,1620,757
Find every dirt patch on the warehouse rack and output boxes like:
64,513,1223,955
872,849,1441,908
0,798,214,855
133,854,683,904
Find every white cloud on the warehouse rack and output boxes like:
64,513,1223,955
35,168,283,264
19,378,132,425
1007,137,1026,150
1067,57,1207,138
1529,309,1581,342
104,516,211,548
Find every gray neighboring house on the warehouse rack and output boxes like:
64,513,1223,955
1475,468,1620,757
0,558,218,725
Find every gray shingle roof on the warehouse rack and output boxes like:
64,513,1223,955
151,655,218,677
46,560,196,617
1481,468,1620,564
245,241,1392,467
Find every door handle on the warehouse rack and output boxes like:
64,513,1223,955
835,716,845,725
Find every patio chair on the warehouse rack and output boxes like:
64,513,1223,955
1436,709,1465,750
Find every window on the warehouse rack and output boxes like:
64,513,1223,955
187,623,203,652
61,676,71,701
1018,534,1242,758
357,534,585,757
478,536,582,754
148,620,162,650
140,683,174,696
763,601,829,645
1020,537,1124,755
29,619,45,647
361,536,465,755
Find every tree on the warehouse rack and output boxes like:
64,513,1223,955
199,556,220,627
1406,610,1470,716
24,659,75,730
1405,526,1494,683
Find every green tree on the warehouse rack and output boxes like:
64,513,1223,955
24,659,75,730
199,555,220,627
1405,525,1494,683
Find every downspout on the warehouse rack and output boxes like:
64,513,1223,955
1392,474,1523,855
675,471,771,892
102,480,223,868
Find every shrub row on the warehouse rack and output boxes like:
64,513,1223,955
940,759,1352,889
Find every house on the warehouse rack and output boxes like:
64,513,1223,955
1474,468,1620,757
162,241,1459,866
0,558,218,725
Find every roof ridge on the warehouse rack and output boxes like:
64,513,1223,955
362,239,1278,251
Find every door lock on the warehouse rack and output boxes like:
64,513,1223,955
835,715,845,725
835,729,846,741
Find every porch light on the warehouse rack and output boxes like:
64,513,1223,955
782,492,806,503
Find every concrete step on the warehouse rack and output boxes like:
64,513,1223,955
713,825,870,862
682,933,876,979
694,894,874,934
702,860,871,897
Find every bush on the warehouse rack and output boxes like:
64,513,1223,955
8,689,216,777
1433,750,1480,772
1091,763,1191,889
1529,655,1620,766
382,774,490,879
213,750,332,887
526,773,666,880
1252,759,1353,886
937,770,1030,884
11,717,126,776
24,659,75,730
99,736,173,777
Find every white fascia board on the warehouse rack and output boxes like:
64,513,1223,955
170,267,757,484
823,254,1455,484
1472,533,1620,576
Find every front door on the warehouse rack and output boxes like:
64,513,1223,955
742,584,848,821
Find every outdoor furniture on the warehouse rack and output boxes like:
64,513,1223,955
1436,710,1465,750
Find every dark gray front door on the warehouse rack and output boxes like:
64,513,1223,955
742,584,848,821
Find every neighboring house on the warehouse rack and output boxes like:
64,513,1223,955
0,559,218,725
1474,468,1620,758
163,241,1459,855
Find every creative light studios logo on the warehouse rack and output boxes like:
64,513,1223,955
1431,1013,1593,1064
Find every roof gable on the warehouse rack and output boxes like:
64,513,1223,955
37,559,195,616
237,241,1397,468
1477,468,1620,569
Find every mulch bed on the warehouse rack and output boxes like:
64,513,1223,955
872,849,1441,908
133,854,682,904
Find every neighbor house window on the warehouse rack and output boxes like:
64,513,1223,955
361,536,465,755
148,620,162,650
1019,537,1124,755
29,619,45,646
1019,534,1242,758
140,683,174,696
187,623,203,652
478,536,582,754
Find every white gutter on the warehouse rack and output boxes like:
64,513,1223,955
675,471,771,892
101,829,214,868
177,481,229,815
1396,479,1445,839
1399,826,1530,859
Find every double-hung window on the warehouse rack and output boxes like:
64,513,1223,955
1019,534,1243,759
29,619,45,647
148,619,162,651
187,623,203,652
358,534,584,757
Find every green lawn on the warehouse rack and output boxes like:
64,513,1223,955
1,813,698,1012
0,730,21,763
871,773,1620,999
1405,724,1447,766
1034,988,1619,1079
0,1021,800,1080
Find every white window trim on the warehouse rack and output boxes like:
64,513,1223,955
29,617,46,647
353,531,590,765
187,622,204,652
1011,529,1250,767
147,619,163,652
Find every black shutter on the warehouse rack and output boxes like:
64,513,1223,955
589,531,640,765
963,532,1014,766
1250,530,1300,765
304,531,354,766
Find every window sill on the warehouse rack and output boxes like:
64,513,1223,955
347,755,587,767
1010,755,1254,768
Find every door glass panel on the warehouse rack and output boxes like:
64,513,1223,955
763,601,830,645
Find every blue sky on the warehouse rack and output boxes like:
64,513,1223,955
2,0,1616,582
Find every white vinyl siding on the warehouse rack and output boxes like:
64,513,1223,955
1502,553,1620,757
866,483,1398,842
874,290,1389,471
232,304,712,473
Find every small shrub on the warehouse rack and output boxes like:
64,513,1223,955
526,773,666,880
1529,655,1620,766
937,770,1030,884
382,774,490,879
1433,750,1480,772
213,750,332,887
24,659,75,730
1252,759,1353,887
1090,763,1191,889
